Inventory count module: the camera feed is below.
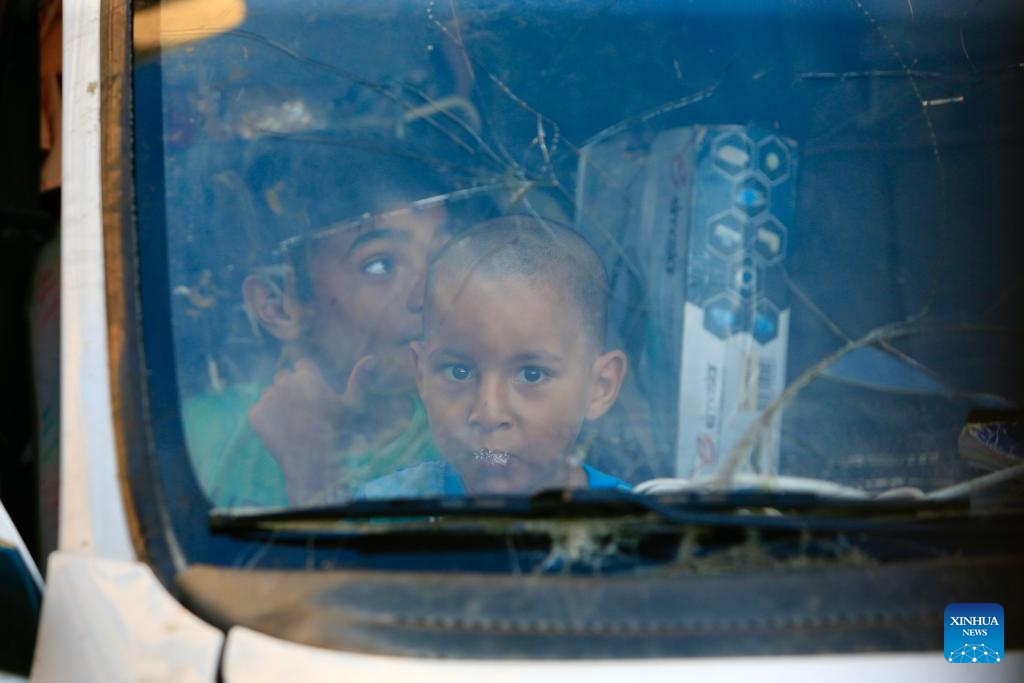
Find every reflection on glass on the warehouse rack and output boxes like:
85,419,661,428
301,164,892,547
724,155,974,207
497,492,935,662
134,0,1023,510
134,0,248,51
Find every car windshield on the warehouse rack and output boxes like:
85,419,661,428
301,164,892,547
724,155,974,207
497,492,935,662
133,0,1023,514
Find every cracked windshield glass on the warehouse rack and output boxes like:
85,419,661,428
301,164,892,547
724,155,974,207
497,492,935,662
134,0,1023,511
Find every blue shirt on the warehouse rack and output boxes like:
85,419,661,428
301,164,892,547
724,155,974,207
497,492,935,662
359,460,631,499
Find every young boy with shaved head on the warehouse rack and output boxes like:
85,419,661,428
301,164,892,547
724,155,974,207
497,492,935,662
361,216,630,497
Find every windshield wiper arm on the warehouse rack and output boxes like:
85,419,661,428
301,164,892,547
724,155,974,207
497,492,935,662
209,488,969,535
210,489,661,532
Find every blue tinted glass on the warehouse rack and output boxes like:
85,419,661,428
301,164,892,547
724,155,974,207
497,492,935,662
134,0,1024,508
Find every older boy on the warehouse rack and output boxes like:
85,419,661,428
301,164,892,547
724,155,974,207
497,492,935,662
182,151,452,507
361,216,630,497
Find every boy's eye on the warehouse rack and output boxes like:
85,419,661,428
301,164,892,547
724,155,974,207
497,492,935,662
361,256,394,276
443,364,472,381
516,366,548,384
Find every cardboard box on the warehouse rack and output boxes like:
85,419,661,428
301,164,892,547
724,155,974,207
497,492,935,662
577,125,798,477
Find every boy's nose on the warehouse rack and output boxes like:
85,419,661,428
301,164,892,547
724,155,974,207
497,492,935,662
468,374,512,431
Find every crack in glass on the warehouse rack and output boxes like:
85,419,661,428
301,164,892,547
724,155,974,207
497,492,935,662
146,0,1024,520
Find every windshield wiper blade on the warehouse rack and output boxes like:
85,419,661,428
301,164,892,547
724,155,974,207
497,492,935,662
210,489,657,532
208,487,969,535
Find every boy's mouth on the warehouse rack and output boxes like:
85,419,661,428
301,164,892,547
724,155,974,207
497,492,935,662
473,448,512,467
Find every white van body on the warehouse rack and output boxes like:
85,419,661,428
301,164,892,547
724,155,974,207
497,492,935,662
4,1,1020,681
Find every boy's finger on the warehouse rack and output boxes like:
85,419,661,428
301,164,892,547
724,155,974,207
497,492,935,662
290,358,338,403
341,355,377,411
271,367,293,385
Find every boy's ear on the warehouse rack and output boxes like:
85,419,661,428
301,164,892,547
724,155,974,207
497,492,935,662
242,273,304,342
585,349,627,420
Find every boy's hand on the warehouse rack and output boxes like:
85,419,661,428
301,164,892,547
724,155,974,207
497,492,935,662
249,355,377,504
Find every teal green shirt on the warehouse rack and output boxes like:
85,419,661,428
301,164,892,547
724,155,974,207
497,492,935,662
182,383,439,507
